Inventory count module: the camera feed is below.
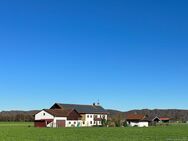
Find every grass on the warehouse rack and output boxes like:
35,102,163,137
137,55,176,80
0,122,188,141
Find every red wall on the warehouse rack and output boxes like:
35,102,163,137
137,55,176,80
34,120,46,127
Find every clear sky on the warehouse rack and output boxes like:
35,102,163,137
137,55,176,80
0,0,188,111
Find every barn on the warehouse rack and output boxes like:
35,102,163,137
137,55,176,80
126,114,150,127
34,109,81,128
152,116,171,123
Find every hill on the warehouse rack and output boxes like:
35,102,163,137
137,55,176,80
0,110,39,121
107,109,188,122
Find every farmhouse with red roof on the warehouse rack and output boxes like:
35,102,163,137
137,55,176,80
34,103,108,127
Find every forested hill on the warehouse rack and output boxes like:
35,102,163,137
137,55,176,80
0,109,188,122
0,110,39,121
107,109,188,122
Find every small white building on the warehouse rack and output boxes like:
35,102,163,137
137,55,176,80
126,114,150,127
152,116,171,123
50,103,108,127
34,109,81,127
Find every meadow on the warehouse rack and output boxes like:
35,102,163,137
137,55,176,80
0,122,188,141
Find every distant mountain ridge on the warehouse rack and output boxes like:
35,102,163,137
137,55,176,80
106,109,188,122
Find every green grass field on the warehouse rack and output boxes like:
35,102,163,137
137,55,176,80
0,122,188,141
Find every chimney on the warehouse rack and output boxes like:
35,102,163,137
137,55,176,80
96,99,100,106
93,102,96,106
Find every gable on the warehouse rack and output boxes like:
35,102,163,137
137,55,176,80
35,110,54,120
67,109,81,120
152,116,160,121
50,103,63,109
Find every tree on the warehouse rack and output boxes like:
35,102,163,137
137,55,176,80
101,116,107,127
111,113,125,127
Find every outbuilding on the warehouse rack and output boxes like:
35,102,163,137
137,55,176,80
152,116,171,123
126,114,150,127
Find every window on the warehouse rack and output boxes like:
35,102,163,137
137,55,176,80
74,122,76,124
83,121,85,125
90,121,92,124
87,115,89,118
90,115,92,118
69,122,71,125
43,113,45,116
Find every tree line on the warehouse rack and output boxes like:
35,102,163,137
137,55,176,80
0,111,38,122
0,109,188,123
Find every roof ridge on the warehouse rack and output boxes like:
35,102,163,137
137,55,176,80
44,108,74,113
53,103,107,114
43,108,75,117
57,103,98,107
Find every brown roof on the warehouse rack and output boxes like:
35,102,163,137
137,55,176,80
43,109,75,117
51,103,108,114
159,117,170,121
126,114,146,120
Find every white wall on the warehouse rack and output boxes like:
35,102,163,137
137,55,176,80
35,110,54,120
127,121,149,127
66,120,83,127
81,114,108,127
53,117,67,127
49,117,82,128
85,114,94,126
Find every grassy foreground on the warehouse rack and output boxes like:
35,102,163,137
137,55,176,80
0,122,188,141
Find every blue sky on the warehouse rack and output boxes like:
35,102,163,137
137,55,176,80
0,0,188,111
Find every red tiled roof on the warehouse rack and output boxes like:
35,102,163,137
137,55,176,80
159,117,170,121
126,114,146,120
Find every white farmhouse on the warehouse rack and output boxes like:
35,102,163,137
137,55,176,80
50,103,108,127
126,114,150,127
34,109,81,127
